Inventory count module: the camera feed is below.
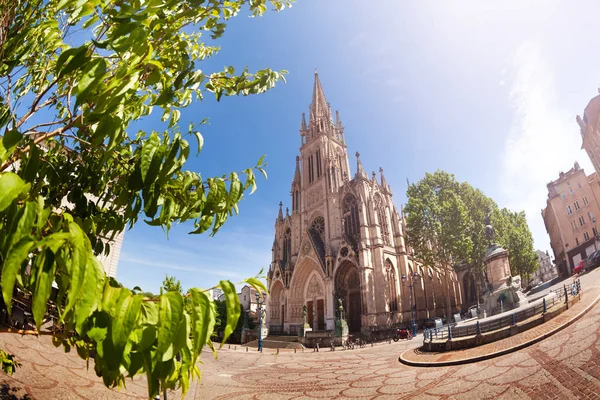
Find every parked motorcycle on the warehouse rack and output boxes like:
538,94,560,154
393,328,413,341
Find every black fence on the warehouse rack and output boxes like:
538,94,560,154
424,279,581,342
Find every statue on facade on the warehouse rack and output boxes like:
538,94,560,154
484,208,496,243
302,304,308,327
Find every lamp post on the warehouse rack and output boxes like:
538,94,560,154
255,292,264,352
401,271,421,337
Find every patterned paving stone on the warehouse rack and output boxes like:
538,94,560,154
3,279,600,399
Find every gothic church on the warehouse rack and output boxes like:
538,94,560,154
267,72,462,335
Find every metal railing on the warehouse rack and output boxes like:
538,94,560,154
423,279,581,342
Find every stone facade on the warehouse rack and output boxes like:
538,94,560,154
530,250,558,285
541,162,600,276
266,72,461,335
577,92,600,175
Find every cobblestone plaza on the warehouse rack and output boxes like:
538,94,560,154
1,268,600,399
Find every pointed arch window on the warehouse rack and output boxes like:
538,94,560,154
343,194,360,239
316,148,322,177
283,228,292,264
294,190,299,212
374,194,391,245
310,216,325,241
385,259,398,312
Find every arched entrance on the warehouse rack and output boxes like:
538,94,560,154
269,280,284,333
288,256,326,332
335,260,362,333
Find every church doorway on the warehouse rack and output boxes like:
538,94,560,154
335,260,363,333
307,301,314,329
317,299,325,330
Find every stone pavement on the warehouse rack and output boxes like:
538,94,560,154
400,286,600,366
3,293,600,399
3,270,600,399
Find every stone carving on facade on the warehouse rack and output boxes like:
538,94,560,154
306,186,324,209
306,274,323,297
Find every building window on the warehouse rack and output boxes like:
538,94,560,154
343,194,361,239
574,201,581,211
583,196,589,205
580,216,586,226
374,194,391,245
561,193,566,199
316,148,321,178
570,188,574,194
585,232,590,241
594,227,598,237
310,216,325,241
566,205,572,215
283,228,292,264
576,237,580,246
385,259,398,312
571,220,577,231
294,190,299,211
589,211,595,221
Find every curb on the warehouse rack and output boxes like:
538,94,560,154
398,292,600,367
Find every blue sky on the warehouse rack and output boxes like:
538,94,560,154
117,0,600,293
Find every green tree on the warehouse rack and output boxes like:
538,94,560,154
495,208,538,282
161,275,183,295
0,0,289,398
405,171,473,320
458,182,496,301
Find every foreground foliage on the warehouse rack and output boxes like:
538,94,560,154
0,0,291,397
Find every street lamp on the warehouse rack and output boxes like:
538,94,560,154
255,292,265,352
401,271,421,337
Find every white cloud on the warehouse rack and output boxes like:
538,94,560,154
119,253,244,279
500,41,592,251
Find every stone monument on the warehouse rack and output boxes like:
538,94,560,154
480,210,526,315
335,298,349,339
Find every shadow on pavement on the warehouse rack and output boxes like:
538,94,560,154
0,383,33,400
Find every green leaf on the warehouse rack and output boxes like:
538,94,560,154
157,291,184,362
1,237,34,315
31,249,57,330
189,288,215,362
2,130,22,154
111,291,142,358
218,280,240,347
243,277,268,299
8,200,37,251
74,255,105,334
75,57,107,106
57,46,90,78
63,221,91,317
141,132,160,183
0,173,30,212
192,131,203,155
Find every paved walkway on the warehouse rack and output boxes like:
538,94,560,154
3,294,600,399
2,269,600,399
400,286,600,366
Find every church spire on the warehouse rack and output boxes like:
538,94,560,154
293,156,301,185
310,69,331,125
277,201,283,221
379,167,392,194
301,112,307,132
355,152,368,180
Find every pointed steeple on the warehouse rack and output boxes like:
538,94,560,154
301,112,307,132
379,167,392,194
309,69,332,129
335,110,342,128
355,152,368,180
286,207,290,218
293,155,301,185
277,201,283,221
